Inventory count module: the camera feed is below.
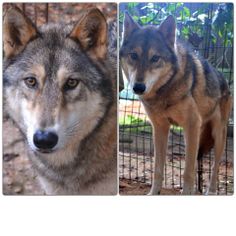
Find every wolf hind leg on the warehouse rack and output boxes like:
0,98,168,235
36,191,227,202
206,127,226,195
148,121,170,195
207,97,232,195
207,123,226,195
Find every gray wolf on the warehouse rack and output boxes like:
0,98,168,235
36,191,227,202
3,6,117,195
120,12,232,195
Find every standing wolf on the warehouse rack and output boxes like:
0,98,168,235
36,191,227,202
120,13,232,195
3,6,117,195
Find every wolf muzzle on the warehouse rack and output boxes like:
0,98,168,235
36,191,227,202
33,130,58,151
133,82,146,95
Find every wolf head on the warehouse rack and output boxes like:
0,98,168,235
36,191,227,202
120,13,178,96
3,6,113,161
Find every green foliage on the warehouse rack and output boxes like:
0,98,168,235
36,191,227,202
212,3,233,47
119,114,183,135
119,114,144,125
119,3,233,46
119,114,152,134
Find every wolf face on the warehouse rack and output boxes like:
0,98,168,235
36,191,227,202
3,7,113,165
120,13,178,96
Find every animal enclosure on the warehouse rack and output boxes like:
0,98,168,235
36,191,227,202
119,2,234,195
3,3,117,25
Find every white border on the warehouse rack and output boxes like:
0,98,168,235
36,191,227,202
1,1,235,236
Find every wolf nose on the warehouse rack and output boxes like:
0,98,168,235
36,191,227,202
33,130,58,150
133,83,146,94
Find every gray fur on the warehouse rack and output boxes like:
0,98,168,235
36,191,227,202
3,7,117,195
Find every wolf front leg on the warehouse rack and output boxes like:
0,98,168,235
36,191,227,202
182,113,201,195
149,121,170,195
206,126,225,195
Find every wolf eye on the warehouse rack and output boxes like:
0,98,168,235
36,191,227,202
24,77,37,88
150,55,160,63
129,52,139,61
64,78,79,90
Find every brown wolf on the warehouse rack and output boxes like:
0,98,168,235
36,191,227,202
120,13,232,195
3,6,117,195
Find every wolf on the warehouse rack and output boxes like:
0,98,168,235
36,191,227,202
3,6,117,195
120,13,232,195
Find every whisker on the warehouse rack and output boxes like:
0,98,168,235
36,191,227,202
67,121,80,131
64,121,81,137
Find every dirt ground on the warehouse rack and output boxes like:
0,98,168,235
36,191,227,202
119,150,234,195
3,118,44,195
120,179,182,195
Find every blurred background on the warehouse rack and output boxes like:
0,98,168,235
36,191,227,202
3,3,117,25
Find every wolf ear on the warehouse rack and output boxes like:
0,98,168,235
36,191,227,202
70,8,107,60
158,15,176,47
3,6,37,58
123,11,139,39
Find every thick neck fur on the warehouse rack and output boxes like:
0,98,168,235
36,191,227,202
141,42,197,109
29,99,116,194
28,50,117,194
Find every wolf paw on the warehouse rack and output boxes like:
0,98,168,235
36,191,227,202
147,191,161,196
147,187,161,195
181,186,195,195
205,189,217,195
